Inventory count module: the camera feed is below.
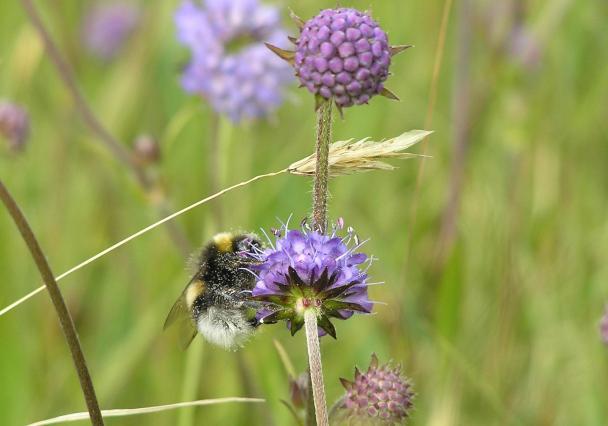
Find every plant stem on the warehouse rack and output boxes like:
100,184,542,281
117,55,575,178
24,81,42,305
20,0,141,185
177,339,204,426
306,100,333,426
304,310,328,426
0,180,104,426
312,101,333,233
305,369,316,426
20,0,191,258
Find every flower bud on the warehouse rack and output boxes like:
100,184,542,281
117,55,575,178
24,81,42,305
133,134,160,166
337,354,414,425
0,101,29,152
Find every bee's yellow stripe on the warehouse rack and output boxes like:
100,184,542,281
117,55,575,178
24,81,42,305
186,280,205,309
213,232,233,252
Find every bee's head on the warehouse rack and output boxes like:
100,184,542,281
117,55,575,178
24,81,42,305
232,233,263,254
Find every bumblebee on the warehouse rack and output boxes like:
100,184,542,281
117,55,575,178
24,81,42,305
164,232,263,350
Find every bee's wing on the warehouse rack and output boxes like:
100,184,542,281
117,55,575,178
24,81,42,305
164,272,200,349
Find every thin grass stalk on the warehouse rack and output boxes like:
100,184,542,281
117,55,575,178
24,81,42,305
0,169,287,318
435,0,473,269
0,180,104,426
28,398,265,426
403,0,454,269
19,0,142,184
177,340,205,426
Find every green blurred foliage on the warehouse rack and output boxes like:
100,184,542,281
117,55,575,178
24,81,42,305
1,0,608,425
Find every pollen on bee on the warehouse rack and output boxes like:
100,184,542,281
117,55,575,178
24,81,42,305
186,280,205,309
213,232,234,252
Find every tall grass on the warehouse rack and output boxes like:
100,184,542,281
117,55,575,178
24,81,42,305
1,0,607,424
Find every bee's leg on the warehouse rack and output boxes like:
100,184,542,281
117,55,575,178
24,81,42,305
241,300,265,309
247,317,262,328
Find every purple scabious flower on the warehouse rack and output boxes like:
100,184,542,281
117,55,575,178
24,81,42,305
83,2,140,60
0,101,29,152
295,8,391,108
266,8,409,111
601,306,608,345
338,354,415,425
175,0,293,123
247,220,373,338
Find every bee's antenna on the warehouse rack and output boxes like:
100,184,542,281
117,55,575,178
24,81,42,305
259,227,275,250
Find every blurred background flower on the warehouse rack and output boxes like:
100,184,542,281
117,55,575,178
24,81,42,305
601,306,608,345
0,100,29,152
132,134,160,166
82,2,140,60
175,0,293,122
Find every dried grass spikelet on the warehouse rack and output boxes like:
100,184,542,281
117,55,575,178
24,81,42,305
288,129,432,177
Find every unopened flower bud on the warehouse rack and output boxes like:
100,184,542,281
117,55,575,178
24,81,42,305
0,101,29,152
337,354,414,425
133,134,160,165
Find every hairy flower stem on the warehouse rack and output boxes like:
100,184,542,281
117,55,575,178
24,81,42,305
0,180,104,426
304,310,329,426
312,101,333,233
306,100,332,426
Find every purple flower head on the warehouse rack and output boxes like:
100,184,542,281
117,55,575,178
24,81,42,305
175,0,294,122
601,306,608,345
247,218,373,338
338,354,415,425
266,8,409,112
83,2,140,60
0,101,29,152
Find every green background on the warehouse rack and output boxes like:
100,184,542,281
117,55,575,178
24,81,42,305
1,0,607,424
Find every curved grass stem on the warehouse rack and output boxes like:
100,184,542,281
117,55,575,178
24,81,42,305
0,180,104,426
0,169,287,318
19,0,191,257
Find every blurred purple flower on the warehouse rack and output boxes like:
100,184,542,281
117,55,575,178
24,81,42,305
175,0,293,122
0,101,29,152
247,219,373,338
83,2,140,60
508,25,542,71
601,306,608,345
338,354,414,424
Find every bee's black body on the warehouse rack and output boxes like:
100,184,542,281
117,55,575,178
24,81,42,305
189,233,261,321
164,232,263,350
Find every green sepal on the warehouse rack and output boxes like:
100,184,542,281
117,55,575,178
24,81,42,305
260,308,295,324
290,316,305,336
324,300,369,315
317,314,337,339
317,279,361,300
